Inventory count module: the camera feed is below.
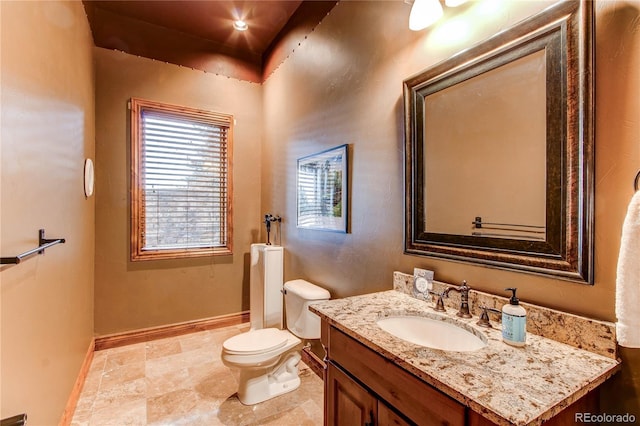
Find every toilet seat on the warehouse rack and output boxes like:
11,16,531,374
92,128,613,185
222,330,301,368
222,328,288,355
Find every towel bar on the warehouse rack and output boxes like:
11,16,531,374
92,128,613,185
1,413,27,426
634,170,640,191
472,216,545,232
1,229,65,265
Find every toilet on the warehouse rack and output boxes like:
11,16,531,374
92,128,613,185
221,244,330,405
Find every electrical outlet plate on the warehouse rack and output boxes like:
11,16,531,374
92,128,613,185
413,268,434,299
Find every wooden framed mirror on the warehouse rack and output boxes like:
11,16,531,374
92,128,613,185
404,0,594,283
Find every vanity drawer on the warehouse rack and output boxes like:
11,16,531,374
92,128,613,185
328,326,466,426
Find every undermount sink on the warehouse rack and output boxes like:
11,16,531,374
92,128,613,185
376,315,487,352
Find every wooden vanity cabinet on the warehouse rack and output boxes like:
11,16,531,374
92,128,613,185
327,362,412,426
321,320,600,426
326,362,376,426
323,321,466,425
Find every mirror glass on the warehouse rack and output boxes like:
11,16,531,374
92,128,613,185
425,50,547,240
404,0,594,283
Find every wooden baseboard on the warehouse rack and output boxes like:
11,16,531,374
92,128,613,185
59,338,95,426
302,345,326,380
94,311,250,351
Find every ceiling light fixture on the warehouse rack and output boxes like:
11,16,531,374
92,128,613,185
233,19,248,31
409,0,444,31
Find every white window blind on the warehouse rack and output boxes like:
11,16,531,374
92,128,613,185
131,98,233,260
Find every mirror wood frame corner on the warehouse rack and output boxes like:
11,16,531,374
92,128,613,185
404,0,594,284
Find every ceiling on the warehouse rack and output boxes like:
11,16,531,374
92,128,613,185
83,1,338,82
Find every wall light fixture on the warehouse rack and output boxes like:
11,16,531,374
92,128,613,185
409,0,443,31
445,0,468,7
409,0,468,31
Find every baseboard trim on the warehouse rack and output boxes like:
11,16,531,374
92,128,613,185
94,311,250,351
59,338,95,426
302,346,326,380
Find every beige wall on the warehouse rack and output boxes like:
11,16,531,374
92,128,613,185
0,1,95,424
94,48,263,335
263,0,639,412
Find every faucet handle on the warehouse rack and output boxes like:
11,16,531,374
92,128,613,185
457,280,472,318
476,306,501,328
429,290,446,312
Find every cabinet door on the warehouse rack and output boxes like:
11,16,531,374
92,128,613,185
378,402,413,426
327,362,376,426
328,325,466,425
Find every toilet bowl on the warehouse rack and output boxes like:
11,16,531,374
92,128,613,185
222,328,303,405
221,265,330,405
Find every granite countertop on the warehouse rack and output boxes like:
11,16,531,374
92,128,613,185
311,290,621,426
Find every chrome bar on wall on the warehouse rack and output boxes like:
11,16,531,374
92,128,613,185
472,217,545,232
1,229,66,265
472,232,546,240
634,170,640,191
471,216,546,240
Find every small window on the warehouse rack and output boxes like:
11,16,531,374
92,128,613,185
130,98,233,261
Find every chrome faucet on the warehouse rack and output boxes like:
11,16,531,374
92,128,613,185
442,280,472,318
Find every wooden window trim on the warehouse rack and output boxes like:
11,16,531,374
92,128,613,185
130,98,233,261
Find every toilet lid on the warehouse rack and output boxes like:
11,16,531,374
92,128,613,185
223,328,289,355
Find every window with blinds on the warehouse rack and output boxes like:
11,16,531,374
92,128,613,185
130,98,233,260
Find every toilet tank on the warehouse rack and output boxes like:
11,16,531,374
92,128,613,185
284,279,330,339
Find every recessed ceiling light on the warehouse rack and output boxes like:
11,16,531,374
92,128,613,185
233,20,248,31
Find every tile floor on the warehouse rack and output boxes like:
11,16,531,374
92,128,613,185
71,323,324,425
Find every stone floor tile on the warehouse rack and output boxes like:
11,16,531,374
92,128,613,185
145,337,182,361
88,397,146,426
145,367,191,398
72,323,324,426
93,377,146,413
100,361,146,391
146,388,199,424
104,346,146,372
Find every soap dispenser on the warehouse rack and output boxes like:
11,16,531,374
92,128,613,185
502,288,526,347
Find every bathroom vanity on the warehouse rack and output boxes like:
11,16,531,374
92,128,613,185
311,276,620,426
325,325,468,425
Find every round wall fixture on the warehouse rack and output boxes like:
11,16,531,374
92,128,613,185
84,158,95,197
